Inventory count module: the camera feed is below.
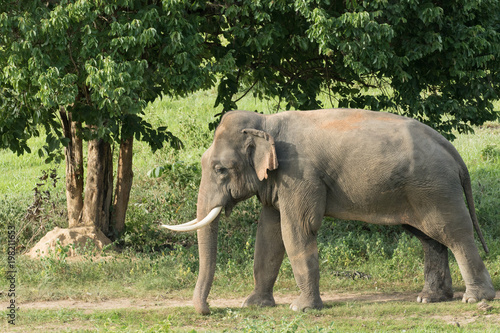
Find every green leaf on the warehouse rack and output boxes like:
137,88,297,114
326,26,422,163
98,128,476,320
147,166,165,178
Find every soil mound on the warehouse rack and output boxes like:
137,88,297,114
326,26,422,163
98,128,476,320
27,226,112,258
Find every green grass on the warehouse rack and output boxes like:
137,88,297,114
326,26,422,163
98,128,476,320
0,135,65,197
1,89,500,331
3,300,500,332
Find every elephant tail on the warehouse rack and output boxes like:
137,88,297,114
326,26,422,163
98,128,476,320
461,167,489,253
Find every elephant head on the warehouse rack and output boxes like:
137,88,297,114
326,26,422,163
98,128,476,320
162,111,278,314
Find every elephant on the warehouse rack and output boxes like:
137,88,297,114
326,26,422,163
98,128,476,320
162,109,495,315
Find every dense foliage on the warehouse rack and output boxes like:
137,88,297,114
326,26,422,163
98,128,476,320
0,0,209,157
208,0,500,137
0,0,214,232
2,0,499,155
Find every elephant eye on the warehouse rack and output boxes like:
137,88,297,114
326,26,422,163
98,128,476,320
214,166,227,175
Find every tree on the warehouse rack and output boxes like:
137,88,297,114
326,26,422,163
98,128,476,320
208,0,500,137
0,0,212,241
1,0,499,251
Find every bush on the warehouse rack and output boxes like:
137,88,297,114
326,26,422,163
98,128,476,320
318,219,405,270
0,168,67,254
117,161,201,253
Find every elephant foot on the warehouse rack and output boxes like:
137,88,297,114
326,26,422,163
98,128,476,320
416,290,453,304
417,294,452,303
290,294,323,312
242,292,276,308
193,299,211,315
462,286,496,304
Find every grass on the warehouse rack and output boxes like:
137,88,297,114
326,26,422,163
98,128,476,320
3,299,500,332
1,89,500,331
0,134,66,198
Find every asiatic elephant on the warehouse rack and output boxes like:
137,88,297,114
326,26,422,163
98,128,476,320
163,109,495,315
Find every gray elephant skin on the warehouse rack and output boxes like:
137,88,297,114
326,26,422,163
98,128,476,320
163,108,495,315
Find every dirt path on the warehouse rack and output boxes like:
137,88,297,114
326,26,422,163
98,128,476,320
19,291,500,311
9,291,499,332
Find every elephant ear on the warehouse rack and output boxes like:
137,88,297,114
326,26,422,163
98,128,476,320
242,128,278,181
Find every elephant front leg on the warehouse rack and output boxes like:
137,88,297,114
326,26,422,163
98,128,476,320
280,210,323,312
242,206,285,308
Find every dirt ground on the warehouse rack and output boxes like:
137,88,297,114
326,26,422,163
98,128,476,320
20,291,418,311
19,291,500,311
4,291,497,332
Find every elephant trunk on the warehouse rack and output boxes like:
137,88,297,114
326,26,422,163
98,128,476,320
193,195,221,315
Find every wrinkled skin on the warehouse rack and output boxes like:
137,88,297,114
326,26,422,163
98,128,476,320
191,109,495,314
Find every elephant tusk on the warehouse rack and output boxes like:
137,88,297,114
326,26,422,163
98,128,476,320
161,218,198,230
170,218,198,227
161,206,222,232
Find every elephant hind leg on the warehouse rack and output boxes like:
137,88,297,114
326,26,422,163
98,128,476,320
446,236,495,303
403,225,454,303
413,206,495,303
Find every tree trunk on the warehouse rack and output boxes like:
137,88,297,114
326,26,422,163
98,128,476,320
112,136,134,233
60,108,84,228
59,110,134,237
80,138,113,234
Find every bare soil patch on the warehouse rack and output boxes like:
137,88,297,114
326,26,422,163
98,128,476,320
27,227,112,258
20,291,499,311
